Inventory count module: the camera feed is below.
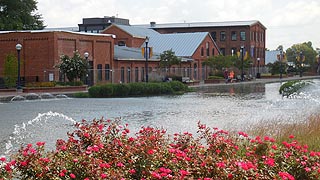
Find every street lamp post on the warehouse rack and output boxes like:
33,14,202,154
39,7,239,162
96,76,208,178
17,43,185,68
256,58,261,78
240,46,244,81
110,69,113,83
16,44,22,90
279,49,283,79
84,52,89,85
145,36,149,83
299,51,303,77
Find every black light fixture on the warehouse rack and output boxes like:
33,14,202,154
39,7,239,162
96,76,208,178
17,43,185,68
84,52,89,85
240,46,244,81
256,58,260,78
299,51,303,77
145,36,149,83
16,44,22,90
279,49,283,79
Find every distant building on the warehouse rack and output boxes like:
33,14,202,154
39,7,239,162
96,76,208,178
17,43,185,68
78,16,130,33
135,20,266,66
102,24,220,80
265,50,280,64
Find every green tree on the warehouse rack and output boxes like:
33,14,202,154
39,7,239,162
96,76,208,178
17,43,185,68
203,55,252,71
267,61,288,75
0,0,45,30
3,53,18,87
286,42,318,71
203,55,234,70
159,49,181,68
56,51,89,82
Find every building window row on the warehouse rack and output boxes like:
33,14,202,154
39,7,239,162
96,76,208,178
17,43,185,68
211,31,246,42
250,31,264,42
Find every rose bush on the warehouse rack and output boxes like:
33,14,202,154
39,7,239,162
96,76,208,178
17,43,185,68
1,119,320,179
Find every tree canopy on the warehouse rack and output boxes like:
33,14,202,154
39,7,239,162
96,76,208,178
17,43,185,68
159,49,181,68
203,55,252,71
0,0,45,30
286,42,318,68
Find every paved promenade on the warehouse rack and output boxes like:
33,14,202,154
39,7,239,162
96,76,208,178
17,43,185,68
0,75,319,101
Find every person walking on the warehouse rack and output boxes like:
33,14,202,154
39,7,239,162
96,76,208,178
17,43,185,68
224,68,229,83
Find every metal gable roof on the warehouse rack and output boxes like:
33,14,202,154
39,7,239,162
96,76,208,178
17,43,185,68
115,24,160,38
135,20,265,29
146,32,209,57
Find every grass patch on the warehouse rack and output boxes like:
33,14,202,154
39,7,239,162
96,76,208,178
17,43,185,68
247,113,320,151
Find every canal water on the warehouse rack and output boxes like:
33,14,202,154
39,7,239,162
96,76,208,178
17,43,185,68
1,80,319,156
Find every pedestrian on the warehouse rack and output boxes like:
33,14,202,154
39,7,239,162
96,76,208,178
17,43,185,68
229,70,234,83
224,68,229,83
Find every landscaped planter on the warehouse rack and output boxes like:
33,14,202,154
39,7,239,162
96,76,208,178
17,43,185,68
204,79,225,84
23,85,88,93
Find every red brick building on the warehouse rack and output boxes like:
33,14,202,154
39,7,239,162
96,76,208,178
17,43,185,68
139,20,266,66
103,24,220,81
0,31,114,86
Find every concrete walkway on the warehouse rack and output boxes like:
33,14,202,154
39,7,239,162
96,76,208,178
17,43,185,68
1,75,319,101
189,75,320,88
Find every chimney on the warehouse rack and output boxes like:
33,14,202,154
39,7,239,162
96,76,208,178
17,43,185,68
150,22,156,27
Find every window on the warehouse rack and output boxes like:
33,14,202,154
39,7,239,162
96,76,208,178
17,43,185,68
194,64,197,79
201,47,204,56
127,67,131,83
118,41,126,46
97,64,102,81
231,47,237,56
210,31,216,41
231,31,237,41
120,67,125,83
141,67,145,81
240,31,246,41
135,67,139,82
212,48,215,56
105,64,110,80
206,42,210,57
220,48,226,56
220,31,226,41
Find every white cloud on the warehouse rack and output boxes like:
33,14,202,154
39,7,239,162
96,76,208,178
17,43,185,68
37,0,320,50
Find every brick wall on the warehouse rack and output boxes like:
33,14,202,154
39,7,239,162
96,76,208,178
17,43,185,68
0,31,114,85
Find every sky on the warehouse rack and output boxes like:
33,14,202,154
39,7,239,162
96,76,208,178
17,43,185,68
37,0,320,51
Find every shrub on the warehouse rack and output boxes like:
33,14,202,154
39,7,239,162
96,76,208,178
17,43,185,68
112,84,131,97
168,81,187,92
144,83,162,95
88,85,102,98
88,81,186,98
99,84,114,97
159,83,174,94
1,119,320,179
279,80,311,97
128,83,146,96
56,81,83,86
25,82,56,87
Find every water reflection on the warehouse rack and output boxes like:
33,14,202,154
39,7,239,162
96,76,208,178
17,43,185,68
0,80,319,156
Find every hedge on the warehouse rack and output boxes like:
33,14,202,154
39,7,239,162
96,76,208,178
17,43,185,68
88,81,187,98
